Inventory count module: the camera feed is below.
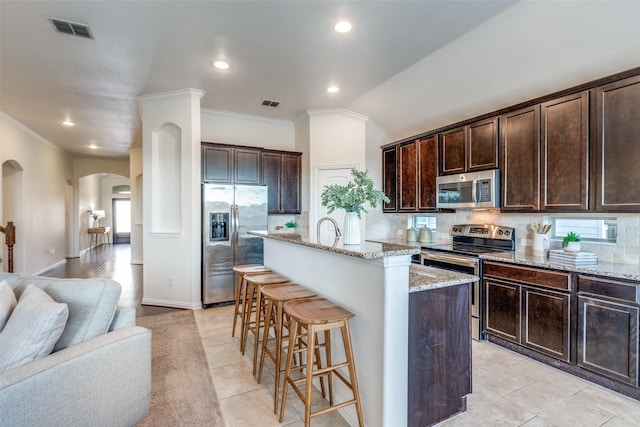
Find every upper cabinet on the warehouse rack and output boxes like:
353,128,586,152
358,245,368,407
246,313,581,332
439,118,499,176
596,74,640,212
395,137,439,212
540,92,589,211
262,150,302,214
382,146,398,212
202,143,262,185
500,106,540,212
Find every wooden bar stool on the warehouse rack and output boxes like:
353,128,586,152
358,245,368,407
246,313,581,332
242,273,289,374
280,298,364,427
231,264,271,338
257,284,317,414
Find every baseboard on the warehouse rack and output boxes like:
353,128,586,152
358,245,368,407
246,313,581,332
141,298,202,310
33,259,67,276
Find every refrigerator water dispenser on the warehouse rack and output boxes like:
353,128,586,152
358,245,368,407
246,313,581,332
210,212,229,241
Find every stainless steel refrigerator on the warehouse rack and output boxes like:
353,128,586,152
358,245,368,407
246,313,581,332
202,184,268,306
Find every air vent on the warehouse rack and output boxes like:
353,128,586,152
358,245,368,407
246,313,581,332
261,99,280,108
48,17,93,39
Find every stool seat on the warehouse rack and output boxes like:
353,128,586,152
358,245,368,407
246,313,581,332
244,273,289,285
284,298,355,324
260,283,317,302
233,264,271,274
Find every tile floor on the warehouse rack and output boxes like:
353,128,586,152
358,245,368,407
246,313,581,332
193,304,640,427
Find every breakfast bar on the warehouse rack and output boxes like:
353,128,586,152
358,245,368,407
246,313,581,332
250,231,477,427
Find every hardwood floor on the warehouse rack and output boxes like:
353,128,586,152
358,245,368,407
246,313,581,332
40,243,178,317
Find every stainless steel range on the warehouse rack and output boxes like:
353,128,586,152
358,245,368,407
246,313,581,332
421,224,515,340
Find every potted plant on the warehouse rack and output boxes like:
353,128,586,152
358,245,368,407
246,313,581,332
562,232,581,252
320,169,390,244
284,220,297,233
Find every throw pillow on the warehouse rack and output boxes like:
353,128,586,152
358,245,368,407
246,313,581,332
0,280,17,331
0,284,69,372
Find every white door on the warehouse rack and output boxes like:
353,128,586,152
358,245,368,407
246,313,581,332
314,166,360,243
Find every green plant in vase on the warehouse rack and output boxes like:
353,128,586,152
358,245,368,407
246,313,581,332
562,231,581,252
284,220,297,232
321,169,390,244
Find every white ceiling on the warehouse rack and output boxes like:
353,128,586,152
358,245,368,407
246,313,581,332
0,1,516,160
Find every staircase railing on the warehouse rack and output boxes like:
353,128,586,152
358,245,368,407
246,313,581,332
0,222,15,273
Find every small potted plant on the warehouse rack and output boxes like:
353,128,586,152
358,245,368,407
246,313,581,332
562,232,581,252
284,220,297,233
321,169,390,244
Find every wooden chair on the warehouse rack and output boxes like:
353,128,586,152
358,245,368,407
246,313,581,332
231,264,271,338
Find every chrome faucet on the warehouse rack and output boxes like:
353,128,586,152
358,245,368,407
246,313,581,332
317,216,341,246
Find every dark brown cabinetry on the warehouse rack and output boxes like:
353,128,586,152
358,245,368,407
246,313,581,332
500,106,540,211
596,75,640,212
397,137,438,212
262,150,301,214
577,275,639,385
483,262,572,362
202,143,262,185
408,283,471,427
382,146,397,212
540,92,589,211
439,118,498,176
399,142,417,211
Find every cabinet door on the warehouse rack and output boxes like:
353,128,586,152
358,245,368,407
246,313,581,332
203,145,233,183
522,286,570,361
280,153,301,214
417,136,438,211
596,75,640,211
578,295,639,385
439,127,466,175
500,106,540,211
483,277,521,343
262,152,281,214
234,148,262,184
382,147,398,212
540,92,589,211
399,141,418,211
468,117,499,172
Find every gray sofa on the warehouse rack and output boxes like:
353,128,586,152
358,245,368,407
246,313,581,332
0,273,151,427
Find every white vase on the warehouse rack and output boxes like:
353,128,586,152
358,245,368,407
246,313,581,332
343,212,361,245
565,242,581,252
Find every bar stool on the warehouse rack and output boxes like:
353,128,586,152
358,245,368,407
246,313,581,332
280,298,364,427
231,264,271,338
242,273,289,374
257,284,317,413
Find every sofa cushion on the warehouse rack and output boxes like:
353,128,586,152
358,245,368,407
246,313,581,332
0,284,69,372
9,276,122,352
0,280,17,331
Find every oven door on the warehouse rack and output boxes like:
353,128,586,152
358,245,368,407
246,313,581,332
421,250,482,340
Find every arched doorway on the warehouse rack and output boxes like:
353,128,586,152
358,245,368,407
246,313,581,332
2,160,25,272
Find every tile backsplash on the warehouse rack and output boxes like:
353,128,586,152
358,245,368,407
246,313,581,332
366,210,640,265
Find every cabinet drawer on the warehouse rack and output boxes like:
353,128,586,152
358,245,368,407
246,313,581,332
578,275,640,304
483,262,572,291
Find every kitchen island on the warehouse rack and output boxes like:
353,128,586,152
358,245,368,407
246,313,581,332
250,231,477,427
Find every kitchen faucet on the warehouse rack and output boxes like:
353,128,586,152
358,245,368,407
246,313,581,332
316,217,341,247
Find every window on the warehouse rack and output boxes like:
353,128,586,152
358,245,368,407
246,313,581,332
112,185,130,194
551,217,617,243
410,216,436,231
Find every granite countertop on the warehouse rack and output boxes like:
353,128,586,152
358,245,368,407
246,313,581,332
409,264,478,293
481,251,640,282
248,230,420,260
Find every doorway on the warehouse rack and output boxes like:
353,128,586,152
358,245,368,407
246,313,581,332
112,198,131,244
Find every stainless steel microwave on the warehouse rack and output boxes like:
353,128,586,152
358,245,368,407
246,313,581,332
436,169,500,209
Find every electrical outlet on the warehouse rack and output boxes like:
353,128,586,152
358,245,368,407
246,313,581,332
168,277,175,287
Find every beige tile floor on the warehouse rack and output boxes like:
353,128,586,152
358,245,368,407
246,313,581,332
194,305,640,427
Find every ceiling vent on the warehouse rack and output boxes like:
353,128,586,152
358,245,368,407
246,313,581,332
261,99,280,108
48,17,93,39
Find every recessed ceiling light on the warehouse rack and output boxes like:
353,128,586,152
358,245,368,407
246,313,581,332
327,86,339,93
89,142,98,149
213,61,229,70
334,21,352,33
62,120,75,126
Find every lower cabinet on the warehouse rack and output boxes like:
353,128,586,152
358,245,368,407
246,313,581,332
483,262,572,362
577,276,640,386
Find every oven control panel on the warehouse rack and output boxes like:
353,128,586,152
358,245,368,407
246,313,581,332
450,224,515,240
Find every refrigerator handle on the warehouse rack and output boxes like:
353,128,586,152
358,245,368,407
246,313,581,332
233,205,239,248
